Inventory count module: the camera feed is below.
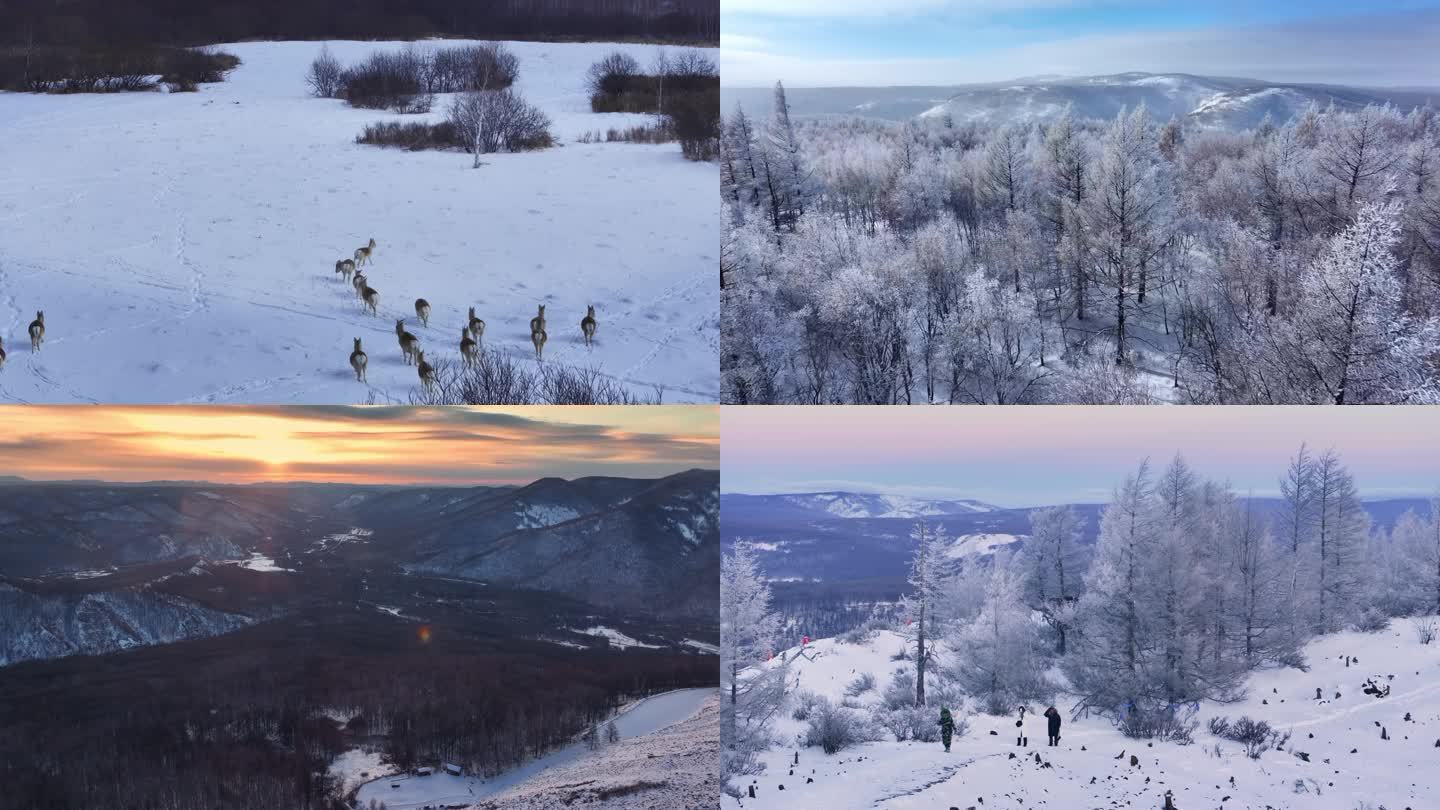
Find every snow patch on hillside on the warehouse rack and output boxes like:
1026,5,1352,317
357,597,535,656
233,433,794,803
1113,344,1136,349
943,533,1022,559
571,626,662,650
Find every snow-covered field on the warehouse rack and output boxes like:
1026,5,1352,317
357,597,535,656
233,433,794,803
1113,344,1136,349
729,622,1440,809
352,687,713,809
0,39,718,403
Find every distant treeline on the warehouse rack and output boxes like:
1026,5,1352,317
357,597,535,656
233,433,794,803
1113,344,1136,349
0,615,716,810
0,0,719,48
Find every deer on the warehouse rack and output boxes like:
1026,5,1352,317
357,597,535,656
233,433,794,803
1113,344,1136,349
352,271,367,298
416,350,436,390
349,337,368,382
528,304,546,335
395,319,419,365
467,307,486,345
334,259,355,283
28,311,44,352
531,325,547,361
414,298,431,328
354,237,376,268
460,327,478,367
580,305,597,347
361,283,379,316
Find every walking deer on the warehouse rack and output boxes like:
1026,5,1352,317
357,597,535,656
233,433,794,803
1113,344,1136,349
528,304,546,335
460,328,478,366
349,337,368,382
416,350,436,390
354,238,376,268
531,326,547,361
467,307,486,344
334,259,355,283
580,305,597,347
361,284,379,316
28,311,44,352
414,298,431,328
395,319,419,365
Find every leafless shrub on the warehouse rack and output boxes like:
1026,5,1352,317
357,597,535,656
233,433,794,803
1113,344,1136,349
305,44,343,98
408,353,659,405
448,89,554,163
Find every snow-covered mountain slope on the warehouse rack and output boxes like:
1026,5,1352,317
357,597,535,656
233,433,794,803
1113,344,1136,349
0,581,252,666
471,690,720,809
734,492,998,521
0,39,718,404
724,73,1438,130
729,622,1440,809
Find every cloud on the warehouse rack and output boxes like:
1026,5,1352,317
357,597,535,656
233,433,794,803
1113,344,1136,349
0,406,717,485
721,7,1440,87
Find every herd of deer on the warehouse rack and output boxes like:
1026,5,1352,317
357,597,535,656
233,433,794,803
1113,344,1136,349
338,238,599,390
0,237,598,394
0,311,45,372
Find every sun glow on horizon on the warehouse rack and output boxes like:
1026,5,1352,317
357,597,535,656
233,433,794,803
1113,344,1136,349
0,406,718,486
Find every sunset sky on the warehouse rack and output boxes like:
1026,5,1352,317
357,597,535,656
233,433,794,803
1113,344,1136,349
0,406,718,485
724,407,1440,506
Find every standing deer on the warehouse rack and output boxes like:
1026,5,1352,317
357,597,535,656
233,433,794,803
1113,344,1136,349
414,298,431,327
580,305,597,347
352,271,367,298
354,237,376,268
349,337,368,382
361,284,379,316
334,259,355,283
467,307,485,344
528,304,546,335
531,326,547,361
459,327,478,367
28,311,44,351
395,319,419,365
416,350,436,390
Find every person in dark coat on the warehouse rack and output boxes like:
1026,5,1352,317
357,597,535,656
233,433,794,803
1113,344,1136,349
1044,706,1061,746
939,707,956,753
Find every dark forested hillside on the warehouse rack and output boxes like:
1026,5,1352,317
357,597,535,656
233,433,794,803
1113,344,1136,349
0,0,718,48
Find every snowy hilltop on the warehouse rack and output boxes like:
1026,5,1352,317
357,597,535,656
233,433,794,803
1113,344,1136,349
726,621,1440,809
722,451,1440,809
0,39,718,404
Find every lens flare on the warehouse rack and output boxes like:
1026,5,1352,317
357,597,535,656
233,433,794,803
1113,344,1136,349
418,625,432,644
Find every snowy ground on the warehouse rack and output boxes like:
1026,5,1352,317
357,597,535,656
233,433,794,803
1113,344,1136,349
473,690,720,809
353,688,714,809
729,622,1440,809
0,39,718,403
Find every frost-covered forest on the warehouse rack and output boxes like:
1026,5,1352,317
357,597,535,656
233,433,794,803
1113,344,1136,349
720,83,1440,404
720,449,1440,797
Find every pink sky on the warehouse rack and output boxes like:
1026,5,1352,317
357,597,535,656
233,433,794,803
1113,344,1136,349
723,407,1440,506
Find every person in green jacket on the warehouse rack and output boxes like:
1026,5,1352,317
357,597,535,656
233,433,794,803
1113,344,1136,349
939,707,956,752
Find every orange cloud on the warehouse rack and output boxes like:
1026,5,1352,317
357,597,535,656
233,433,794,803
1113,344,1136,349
0,406,717,485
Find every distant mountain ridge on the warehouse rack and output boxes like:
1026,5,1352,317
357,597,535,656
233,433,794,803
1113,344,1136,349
721,72,1440,130
0,471,720,666
724,490,1434,586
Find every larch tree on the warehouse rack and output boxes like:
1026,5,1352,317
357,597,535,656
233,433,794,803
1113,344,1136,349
902,521,951,707
1085,105,1175,364
1025,505,1086,654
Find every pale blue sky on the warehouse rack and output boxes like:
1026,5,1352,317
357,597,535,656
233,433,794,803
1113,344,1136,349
722,407,1440,507
722,1,1440,87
